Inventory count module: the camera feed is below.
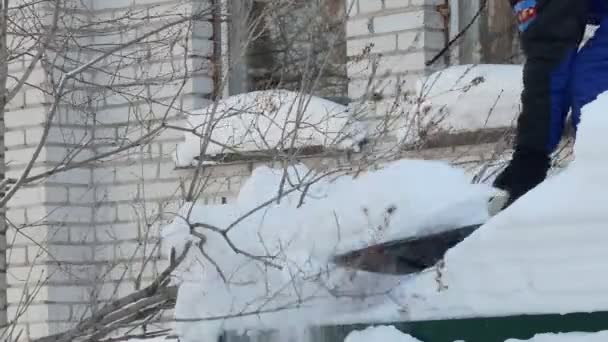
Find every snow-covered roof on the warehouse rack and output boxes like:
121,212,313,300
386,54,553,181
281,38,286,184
416,64,522,132
163,76,608,342
174,65,523,168
174,90,364,167
394,90,608,321
161,158,493,340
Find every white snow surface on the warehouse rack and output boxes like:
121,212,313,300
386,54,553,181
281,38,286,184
162,159,493,341
392,90,608,321
165,88,608,342
344,326,421,342
416,64,522,132
175,65,523,167
174,90,364,167
507,331,608,342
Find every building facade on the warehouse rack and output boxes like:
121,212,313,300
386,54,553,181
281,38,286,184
2,0,519,339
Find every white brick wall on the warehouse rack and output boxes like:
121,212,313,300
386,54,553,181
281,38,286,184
346,0,447,147
3,33,87,334
347,0,446,91
50,0,214,337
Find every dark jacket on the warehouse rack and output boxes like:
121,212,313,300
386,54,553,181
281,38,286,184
509,0,607,155
589,0,608,24
495,0,608,205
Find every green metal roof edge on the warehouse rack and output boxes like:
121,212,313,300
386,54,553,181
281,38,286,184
222,310,608,342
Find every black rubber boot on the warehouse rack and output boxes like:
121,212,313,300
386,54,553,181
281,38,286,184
493,149,551,209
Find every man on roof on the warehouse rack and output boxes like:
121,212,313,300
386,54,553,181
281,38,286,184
494,0,608,208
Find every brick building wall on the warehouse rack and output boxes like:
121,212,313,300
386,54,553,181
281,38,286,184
346,0,446,97
3,0,207,338
4,2,97,337
345,0,447,149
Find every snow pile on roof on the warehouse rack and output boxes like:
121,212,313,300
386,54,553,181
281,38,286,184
506,331,608,342
415,64,522,132
391,90,608,320
344,326,421,342
162,159,493,341
174,66,524,167
174,90,365,167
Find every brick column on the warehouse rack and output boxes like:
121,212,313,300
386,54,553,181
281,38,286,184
345,0,447,146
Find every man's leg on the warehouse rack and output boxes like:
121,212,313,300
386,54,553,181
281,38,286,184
572,18,608,130
494,0,587,207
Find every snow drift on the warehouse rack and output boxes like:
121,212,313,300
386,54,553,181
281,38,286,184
416,64,522,132
174,65,523,168
344,326,421,342
162,159,493,341
163,73,608,342
392,90,608,321
174,90,364,167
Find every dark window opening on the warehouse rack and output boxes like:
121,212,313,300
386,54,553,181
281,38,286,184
227,0,348,98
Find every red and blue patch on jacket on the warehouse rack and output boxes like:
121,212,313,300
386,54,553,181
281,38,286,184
513,0,538,31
